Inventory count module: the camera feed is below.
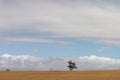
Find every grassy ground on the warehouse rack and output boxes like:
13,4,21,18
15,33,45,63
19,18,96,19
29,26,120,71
0,70,120,80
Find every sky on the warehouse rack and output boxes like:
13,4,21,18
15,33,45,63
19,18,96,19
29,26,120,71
0,0,120,70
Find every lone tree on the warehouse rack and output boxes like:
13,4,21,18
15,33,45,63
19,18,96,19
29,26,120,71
67,60,77,71
6,69,10,71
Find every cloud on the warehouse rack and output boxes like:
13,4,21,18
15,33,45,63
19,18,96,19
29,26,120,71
1,0,120,45
0,54,120,71
27,49,39,55
3,37,70,45
97,46,110,52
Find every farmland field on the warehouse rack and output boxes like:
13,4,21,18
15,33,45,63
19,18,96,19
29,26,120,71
0,70,120,80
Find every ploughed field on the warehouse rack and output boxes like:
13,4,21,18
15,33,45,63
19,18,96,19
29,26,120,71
0,70,120,80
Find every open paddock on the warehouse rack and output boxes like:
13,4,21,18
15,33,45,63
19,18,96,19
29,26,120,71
0,70,120,80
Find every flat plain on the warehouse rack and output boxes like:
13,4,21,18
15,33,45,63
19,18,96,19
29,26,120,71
0,70,120,80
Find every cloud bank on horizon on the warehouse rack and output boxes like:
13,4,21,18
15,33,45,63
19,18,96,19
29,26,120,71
0,54,120,71
0,0,120,45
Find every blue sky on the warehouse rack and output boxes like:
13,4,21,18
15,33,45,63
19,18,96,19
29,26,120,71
0,0,120,59
0,39,120,59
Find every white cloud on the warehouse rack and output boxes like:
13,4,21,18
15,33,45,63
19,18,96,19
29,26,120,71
97,46,110,52
3,37,70,45
1,0,120,45
0,54,120,71
27,49,39,55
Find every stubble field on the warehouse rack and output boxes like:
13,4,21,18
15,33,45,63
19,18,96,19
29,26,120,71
0,70,120,80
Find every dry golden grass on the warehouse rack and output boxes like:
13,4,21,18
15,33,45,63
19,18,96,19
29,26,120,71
0,70,120,80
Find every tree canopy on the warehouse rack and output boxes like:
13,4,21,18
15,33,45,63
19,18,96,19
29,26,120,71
67,60,77,71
